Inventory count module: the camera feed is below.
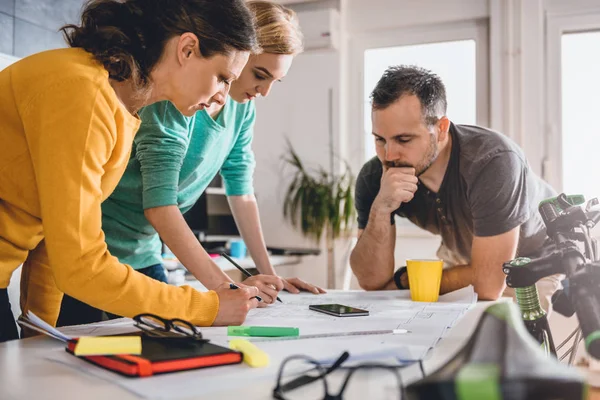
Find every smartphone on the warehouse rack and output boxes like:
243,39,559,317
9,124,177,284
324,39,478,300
308,304,369,317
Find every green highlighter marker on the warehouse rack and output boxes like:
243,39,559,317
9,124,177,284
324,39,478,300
228,326,299,337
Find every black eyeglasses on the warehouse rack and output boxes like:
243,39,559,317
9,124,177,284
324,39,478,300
133,313,206,342
272,351,425,400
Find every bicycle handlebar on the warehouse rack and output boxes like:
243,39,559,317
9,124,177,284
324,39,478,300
505,193,600,359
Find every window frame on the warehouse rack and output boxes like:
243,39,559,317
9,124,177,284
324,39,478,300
544,9,600,191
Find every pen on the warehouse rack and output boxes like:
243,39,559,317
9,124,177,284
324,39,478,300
222,253,283,303
229,282,263,303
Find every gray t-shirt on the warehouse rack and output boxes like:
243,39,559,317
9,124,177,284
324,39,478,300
355,123,557,266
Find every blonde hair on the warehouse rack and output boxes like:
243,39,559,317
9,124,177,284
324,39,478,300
247,1,304,56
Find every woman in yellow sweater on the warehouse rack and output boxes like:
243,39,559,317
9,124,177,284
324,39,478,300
0,0,261,342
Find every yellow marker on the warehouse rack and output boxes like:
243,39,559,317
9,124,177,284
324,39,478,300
74,336,142,356
229,339,269,368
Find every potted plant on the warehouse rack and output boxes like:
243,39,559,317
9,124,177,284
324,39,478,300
282,140,355,288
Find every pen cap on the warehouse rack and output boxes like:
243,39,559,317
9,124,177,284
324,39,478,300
228,326,250,336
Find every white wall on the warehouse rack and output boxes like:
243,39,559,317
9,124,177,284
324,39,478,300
0,52,18,70
253,50,340,287
345,0,488,33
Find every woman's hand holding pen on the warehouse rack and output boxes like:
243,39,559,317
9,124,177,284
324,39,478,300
241,275,284,306
212,282,260,326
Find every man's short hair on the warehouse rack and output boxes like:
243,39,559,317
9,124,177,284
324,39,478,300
371,65,447,126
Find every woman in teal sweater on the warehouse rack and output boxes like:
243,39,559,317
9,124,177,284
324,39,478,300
58,1,324,324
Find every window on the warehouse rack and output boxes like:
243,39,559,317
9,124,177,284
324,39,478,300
560,31,600,198
363,40,478,159
545,10,600,201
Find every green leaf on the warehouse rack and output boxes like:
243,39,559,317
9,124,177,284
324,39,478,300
281,139,357,242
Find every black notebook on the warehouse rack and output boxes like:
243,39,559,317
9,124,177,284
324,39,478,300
66,334,243,377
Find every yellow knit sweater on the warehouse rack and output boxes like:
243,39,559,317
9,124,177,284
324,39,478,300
0,48,219,326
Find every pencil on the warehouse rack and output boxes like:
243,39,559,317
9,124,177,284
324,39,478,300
221,253,283,303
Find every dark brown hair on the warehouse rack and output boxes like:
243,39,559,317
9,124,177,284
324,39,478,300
371,65,447,126
61,0,259,90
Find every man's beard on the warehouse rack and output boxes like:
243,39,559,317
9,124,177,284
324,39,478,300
384,134,439,176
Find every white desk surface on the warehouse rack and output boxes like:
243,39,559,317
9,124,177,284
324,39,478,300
0,300,490,400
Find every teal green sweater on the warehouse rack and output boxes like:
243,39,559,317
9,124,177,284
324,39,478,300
102,98,256,269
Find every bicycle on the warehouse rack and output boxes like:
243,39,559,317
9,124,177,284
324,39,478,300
503,193,600,363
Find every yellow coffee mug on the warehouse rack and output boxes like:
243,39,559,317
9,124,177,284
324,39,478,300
406,259,444,302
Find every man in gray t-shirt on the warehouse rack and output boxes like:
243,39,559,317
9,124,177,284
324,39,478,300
350,65,560,306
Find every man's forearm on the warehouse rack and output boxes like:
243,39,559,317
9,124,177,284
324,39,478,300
350,208,396,290
227,195,276,275
439,265,473,295
439,264,506,300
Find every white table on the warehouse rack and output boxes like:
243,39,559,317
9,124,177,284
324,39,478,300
0,301,490,400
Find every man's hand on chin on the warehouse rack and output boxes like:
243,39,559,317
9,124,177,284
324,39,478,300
373,166,418,215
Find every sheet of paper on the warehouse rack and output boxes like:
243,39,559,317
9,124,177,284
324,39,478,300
58,319,138,337
25,311,72,341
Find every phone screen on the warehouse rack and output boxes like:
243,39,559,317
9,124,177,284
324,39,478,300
309,304,369,317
